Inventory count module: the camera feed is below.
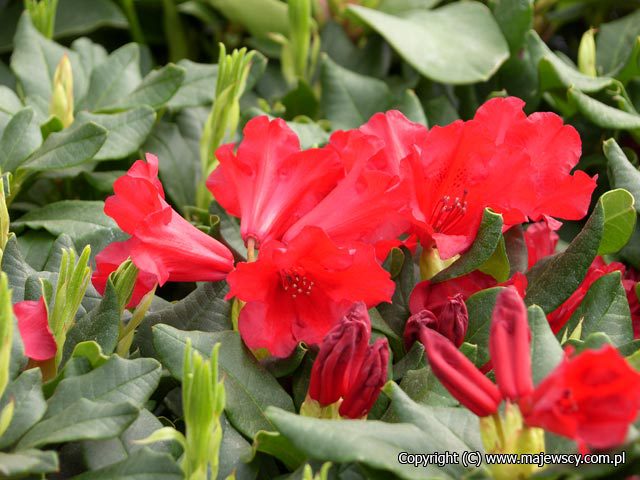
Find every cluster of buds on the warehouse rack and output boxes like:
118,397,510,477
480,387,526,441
412,287,640,477
404,293,468,349
302,302,389,419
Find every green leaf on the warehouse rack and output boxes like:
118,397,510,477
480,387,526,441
525,196,605,312
0,369,46,449
72,448,182,480
605,138,640,213
136,282,232,356
0,449,58,477
219,414,257,480
526,30,614,93
267,404,458,479
152,324,294,438
598,188,636,255
249,431,305,471
17,398,139,449
504,225,528,276
207,0,289,39
55,0,128,39
20,122,107,172
527,305,563,384
378,0,442,14
464,287,504,367
596,9,640,76
111,64,185,111
433,209,504,282
0,107,42,172
2,234,37,303
489,0,533,54
320,55,392,130
143,121,199,208
76,107,156,161
348,2,509,84
12,200,117,243
62,280,121,362
81,43,142,112
0,86,23,131
44,356,161,418
82,408,177,470
286,120,330,149
167,60,217,109
377,247,416,337
562,272,633,347
384,382,483,464
568,88,640,131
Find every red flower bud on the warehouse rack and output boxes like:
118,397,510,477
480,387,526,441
437,294,468,347
422,328,501,417
339,338,389,419
14,297,56,362
403,309,437,351
490,288,533,401
308,302,371,406
403,294,468,350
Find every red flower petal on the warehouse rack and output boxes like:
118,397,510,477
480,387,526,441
91,239,157,307
206,116,343,246
14,297,56,361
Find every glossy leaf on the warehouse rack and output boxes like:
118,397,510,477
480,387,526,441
348,2,509,84
598,188,636,255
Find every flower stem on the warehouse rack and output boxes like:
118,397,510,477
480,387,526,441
247,238,256,262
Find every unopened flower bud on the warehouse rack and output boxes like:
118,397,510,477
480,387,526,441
339,338,389,419
423,328,501,417
403,294,468,350
49,54,74,128
308,302,370,406
490,288,533,401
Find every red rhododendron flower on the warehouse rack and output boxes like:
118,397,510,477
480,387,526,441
524,217,561,269
14,297,56,362
105,153,234,285
226,226,395,357
206,116,342,247
404,97,596,259
547,256,625,333
308,302,389,418
283,130,411,248
521,345,640,452
92,239,157,308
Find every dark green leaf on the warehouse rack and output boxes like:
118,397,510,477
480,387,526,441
44,356,161,418
464,287,504,367
527,305,563,384
562,272,633,347
525,197,604,312
72,448,182,480
111,64,185,111
249,431,305,471
152,324,295,438
489,0,533,54
167,60,217,109
267,404,459,479
569,88,640,130
0,107,42,171
596,9,640,76
17,398,139,449
54,0,128,38
76,107,156,161
605,138,640,213
377,247,416,337
82,43,142,112
0,369,47,449
20,122,107,172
